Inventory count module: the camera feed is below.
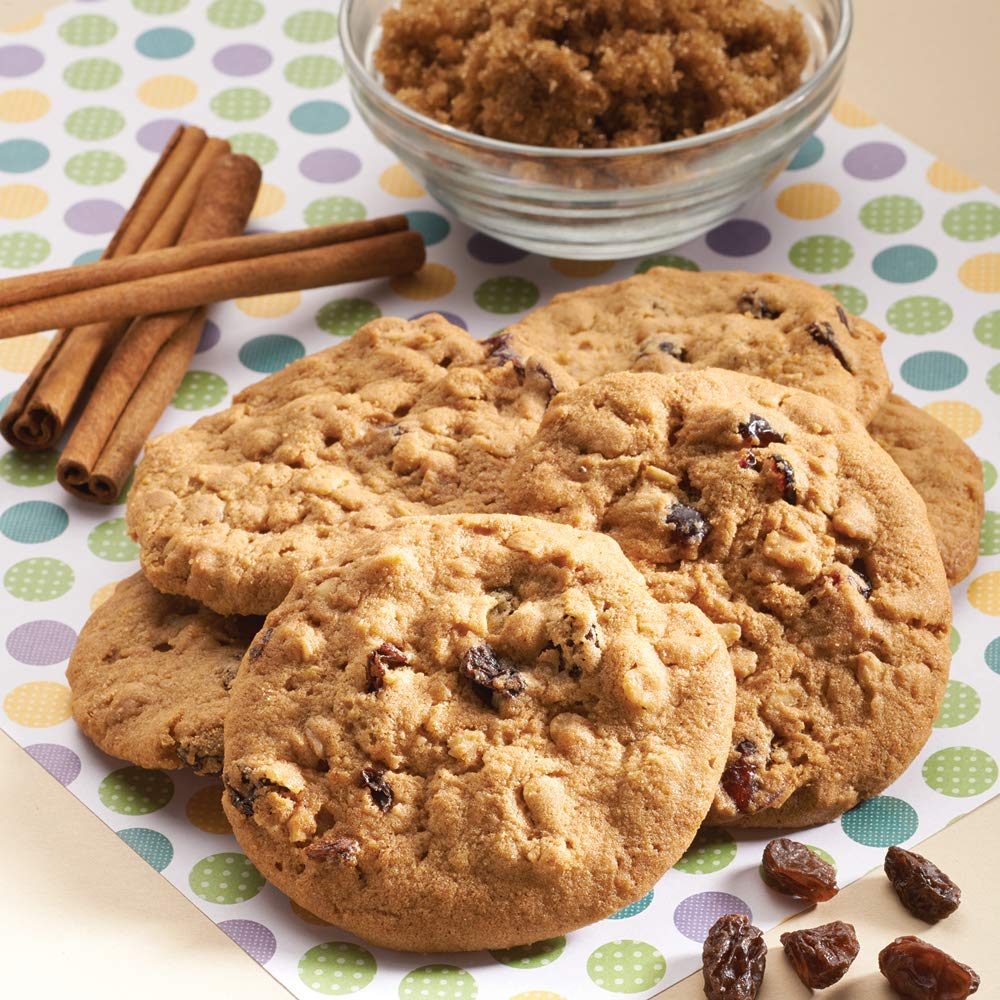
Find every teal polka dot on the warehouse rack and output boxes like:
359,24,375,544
304,196,365,226
99,767,174,815
950,626,960,654
635,254,700,274
118,828,174,871
886,295,953,334
981,511,1000,555
975,311,1000,349
299,942,377,995
673,829,736,874
787,135,824,170
943,202,1000,241
0,450,59,487
74,248,104,265
315,298,381,336
284,55,343,89
88,518,139,562
0,501,68,544
609,891,654,920
5,558,73,601
398,965,476,1000
208,0,264,28
984,461,997,492
988,363,1000,395
923,747,998,797
136,27,195,59
64,58,123,91
65,150,126,186
0,139,49,173
228,132,278,165
822,283,868,315
405,211,450,247
841,795,918,847
172,371,228,410
239,334,305,373
860,195,924,234
986,637,1000,674
934,680,981,728
290,100,350,135
900,351,968,391
210,87,270,122
190,852,265,903
789,235,854,273
133,0,189,12
873,245,937,283
0,232,50,268
59,14,118,46
587,941,666,993
64,106,125,141
284,10,338,43
474,277,540,314
490,937,566,969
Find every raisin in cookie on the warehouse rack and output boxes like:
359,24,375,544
870,394,984,586
222,514,735,951
67,573,260,774
505,268,890,421
504,370,952,828
127,315,571,616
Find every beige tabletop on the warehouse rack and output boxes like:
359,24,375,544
2,1,998,998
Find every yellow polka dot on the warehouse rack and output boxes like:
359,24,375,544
291,899,332,925
549,258,614,278
89,579,122,612
390,263,456,301
958,253,1000,293
927,160,980,193
236,291,301,318
2,13,44,32
379,162,425,199
4,681,71,727
0,184,47,219
831,98,877,127
510,993,567,1000
0,88,50,123
968,571,1000,616
923,401,982,439
137,74,197,110
776,182,841,220
250,182,285,220
186,785,231,834
0,333,51,374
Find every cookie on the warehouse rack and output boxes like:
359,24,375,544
869,394,984,586
504,370,952,827
221,514,735,951
127,315,571,616
67,573,261,774
505,267,890,422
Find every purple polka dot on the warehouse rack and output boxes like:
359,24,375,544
218,920,276,964
673,892,752,942
299,149,362,183
467,232,529,265
6,620,77,665
706,219,772,257
409,310,468,331
25,744,81,785
64,199,125,236
136,118,186,153
843,142,906,180
0,45,44,77
197,319,221,353
212,43,272,77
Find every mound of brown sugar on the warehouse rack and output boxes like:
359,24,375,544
375,0,810,149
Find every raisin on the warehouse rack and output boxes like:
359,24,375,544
359,767,394,812
884,846,961,922
247,627,273,662
482,332,526,374
365,641,408,693
807,321,854,373
738,290,781,320
637,335,688,361
304,835,361,864
738,413,785,446
721,740,760,813
527,360,560,402
879,937,979,999
781,921,859,989
459,643,525,701
769,455,797,505
224,768,286,817
851,559,873,599
665,503,709,546
762,838,839,902
702,913,767,1000
739,450,761,471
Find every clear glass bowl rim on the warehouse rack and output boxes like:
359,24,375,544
339,0,853,159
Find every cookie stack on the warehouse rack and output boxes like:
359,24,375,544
67,268,983,952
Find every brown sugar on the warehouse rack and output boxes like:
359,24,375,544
375,0,810,149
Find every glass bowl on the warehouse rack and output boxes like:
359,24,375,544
340,0,852,260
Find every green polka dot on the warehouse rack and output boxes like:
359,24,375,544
5,557,73,601
284,55,343,89
490,937,566,969
841,795,918,847
859,195,923,234
64,106,125,141
117,828,174,871
475,277,540,314
900,351,968,391
950,626,961,654
65,150,126,186
886,296,953,335
133,0,189,11
99,766,174,815
172,371,228,410
207,0,264,28
0,232,50,268
88,518,139,562
315,298,381,336
673,829,736,874
822,283,868,315
923,746,998,797
59,14,118,46
284,10,338,43
227,132,278,165
635,254,700,274
304,196,366,226
239,334,305,373
64,58,123,91
943,201,1000,241
298,942,377,995
984,461,997,493
587,941,665,994
789,235,854,273
210,87,270,122
0,450,59,487
189,853,264,903
988,362,1000,395
399,965,477,1000
934,680,981,728
0,501,68,544
975,311,1000,349
981,511,1000,555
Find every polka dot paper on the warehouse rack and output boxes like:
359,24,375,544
1,3,999,998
